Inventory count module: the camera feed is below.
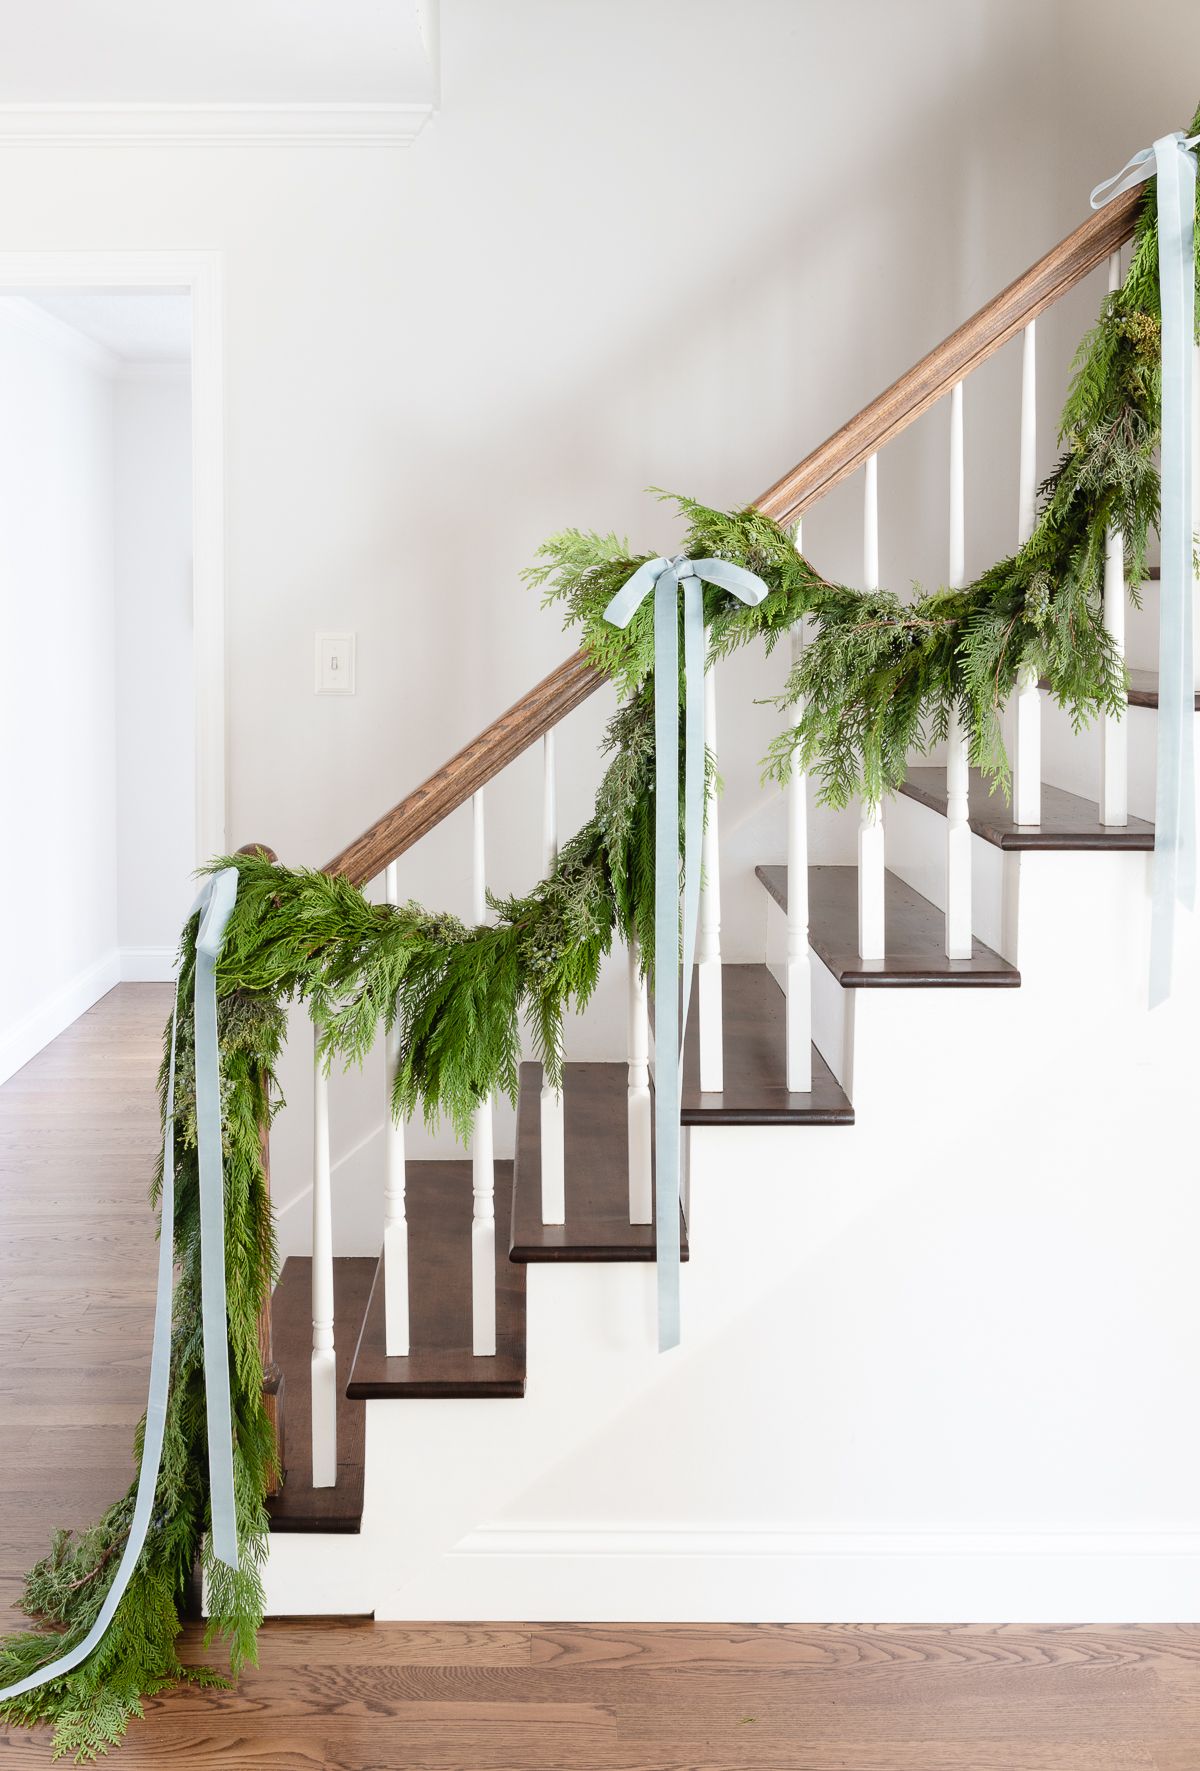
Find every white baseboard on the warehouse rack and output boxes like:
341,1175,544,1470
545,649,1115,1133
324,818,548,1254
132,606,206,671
0,950,121,1084
119,946,177,983
377,1523,1200,1624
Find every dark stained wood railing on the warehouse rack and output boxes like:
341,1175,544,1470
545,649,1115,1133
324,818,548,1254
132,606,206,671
322,650,601,884
322,185,1144,889
756,185,1143,524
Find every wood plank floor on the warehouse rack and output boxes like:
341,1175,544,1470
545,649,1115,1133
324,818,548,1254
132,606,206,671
0,984,171,1623
5,989,1200,1768
4,1618,1200,1768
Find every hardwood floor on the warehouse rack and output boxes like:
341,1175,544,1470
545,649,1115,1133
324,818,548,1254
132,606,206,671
0,984,170,1623
6,1618,1200,1768
4,989,1200,1768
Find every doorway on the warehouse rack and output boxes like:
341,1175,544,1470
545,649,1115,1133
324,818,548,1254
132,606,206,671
0,253,224,1081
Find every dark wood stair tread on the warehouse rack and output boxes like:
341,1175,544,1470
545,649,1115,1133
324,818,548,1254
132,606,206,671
681,964,852,1126
757,864,1020,987
900,767,1154,850
1126,669,1200,712
347,1161,526,1399
268,1254,374,1534
511,1060,688,1263
1037,656,1197,712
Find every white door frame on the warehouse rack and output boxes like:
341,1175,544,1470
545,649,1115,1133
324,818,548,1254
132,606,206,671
0,250,226,864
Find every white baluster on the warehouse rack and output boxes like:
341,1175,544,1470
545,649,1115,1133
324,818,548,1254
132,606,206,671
786,519,812,1093
311,1025,337,1487
382,861,410,1357
698,638,724,1092
1014,320,1042,826
626,937,652,1225
1100,528,1129,826
539,731,566,1223
945,381,973,959
542,728,558,874
471,789,496,1357
1194,343,1200,692
858,453,886,961
1100,253,1129,827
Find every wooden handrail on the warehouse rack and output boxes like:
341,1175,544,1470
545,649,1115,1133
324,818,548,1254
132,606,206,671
322,185,1143,887
323,649,601,883
756,184,1143,525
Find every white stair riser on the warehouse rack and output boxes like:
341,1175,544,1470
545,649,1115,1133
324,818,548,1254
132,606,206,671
884,789,1015,960
764,907,853,1093
262,853,1200,1623
1040,698,1200,825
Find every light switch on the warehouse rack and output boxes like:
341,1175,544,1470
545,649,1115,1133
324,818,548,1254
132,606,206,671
315,632,356,694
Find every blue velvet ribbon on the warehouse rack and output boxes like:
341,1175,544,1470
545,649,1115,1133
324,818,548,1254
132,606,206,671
0,868,241,1706
605,554,767,1349
1092,131,1199,1005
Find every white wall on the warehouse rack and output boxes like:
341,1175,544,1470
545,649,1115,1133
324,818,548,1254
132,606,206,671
113,371,194,974
0,300,119,1077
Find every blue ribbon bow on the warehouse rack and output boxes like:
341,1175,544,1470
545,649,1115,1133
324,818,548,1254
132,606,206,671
605,553,768,1349
1092,131,1199,1005
0,868,242,1705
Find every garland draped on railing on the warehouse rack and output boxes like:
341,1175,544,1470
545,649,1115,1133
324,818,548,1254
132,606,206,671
2,113,1197,1761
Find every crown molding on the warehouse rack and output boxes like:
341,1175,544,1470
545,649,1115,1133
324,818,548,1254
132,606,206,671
0,101,436,148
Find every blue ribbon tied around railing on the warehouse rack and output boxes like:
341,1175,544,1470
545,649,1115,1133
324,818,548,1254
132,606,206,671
604,554,768,1350
0,868,242,1705
1091,130,1200,1006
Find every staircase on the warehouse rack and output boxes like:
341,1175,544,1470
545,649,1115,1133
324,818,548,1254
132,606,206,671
251,176,1200,1623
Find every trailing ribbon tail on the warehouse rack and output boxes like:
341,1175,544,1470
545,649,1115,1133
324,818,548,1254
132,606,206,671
604,553,767,1350
1092,131,1199,1005
194,869,242,1569
0,867,242,1705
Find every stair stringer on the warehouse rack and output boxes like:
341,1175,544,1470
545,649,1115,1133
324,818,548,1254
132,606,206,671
367,1122,920,1623
264,842,1200,1621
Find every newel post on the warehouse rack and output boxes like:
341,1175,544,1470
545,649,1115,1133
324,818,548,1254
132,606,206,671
236,843,285,1497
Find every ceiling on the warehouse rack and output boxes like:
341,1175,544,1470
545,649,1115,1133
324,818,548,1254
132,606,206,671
22,291,192,365
0,1,435,104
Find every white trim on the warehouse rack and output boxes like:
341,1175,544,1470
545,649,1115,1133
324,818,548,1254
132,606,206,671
416,0,443,111
0,294,120,376
457,1522,1200,1559
0,103,435,149
0,952,120,1086
383,1521,1200,1624
119,946,178,983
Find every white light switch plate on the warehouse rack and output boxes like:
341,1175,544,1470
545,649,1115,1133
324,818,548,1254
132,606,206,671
315,632,356,694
